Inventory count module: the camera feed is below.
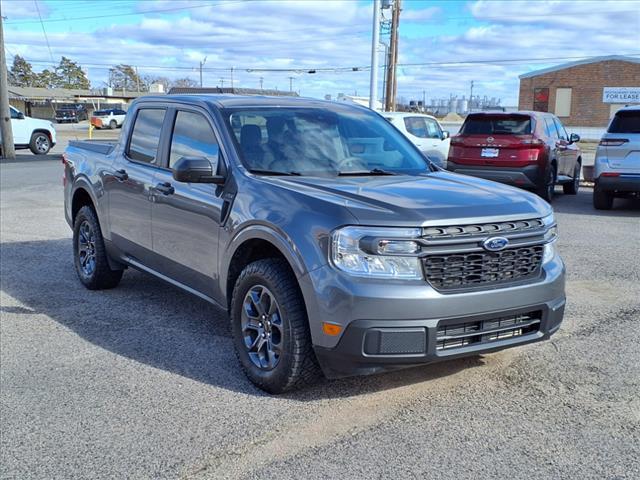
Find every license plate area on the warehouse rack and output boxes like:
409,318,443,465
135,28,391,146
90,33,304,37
481,148,499,158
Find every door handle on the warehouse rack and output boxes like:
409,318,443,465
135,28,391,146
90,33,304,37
154,182,175,195
113,169,128,181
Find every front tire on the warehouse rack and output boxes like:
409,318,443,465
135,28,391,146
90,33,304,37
593,185,614,210
29,132,51,155
230,258,321,393
73,206,123,289
109,120,117,130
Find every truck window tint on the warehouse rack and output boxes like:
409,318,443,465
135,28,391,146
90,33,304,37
127,109,166,164
169,111,220,169
608,110,640,133
460,115,532,135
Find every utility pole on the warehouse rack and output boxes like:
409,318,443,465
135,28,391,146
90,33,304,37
369,0,381,110
469,80,474,112
384,0,401,112
219,78,225,88
288,76,294,92
199,57,207,88
259,77,264,90
135,66,140,93
230,67,234,90
422,90,426,113
0,14,16,160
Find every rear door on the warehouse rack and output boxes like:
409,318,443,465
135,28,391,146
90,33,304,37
552,116,577,175
603,109,640,173
106,106,167,262
150,107,227,299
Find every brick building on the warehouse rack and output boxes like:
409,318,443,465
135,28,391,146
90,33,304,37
518,55,640,127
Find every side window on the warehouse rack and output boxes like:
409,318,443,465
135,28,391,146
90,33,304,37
404,117,429,138
169,111,220,169
10,108,20,119
544,118,558,139
127,108,166,164
553,117,568,141
424,118,443,139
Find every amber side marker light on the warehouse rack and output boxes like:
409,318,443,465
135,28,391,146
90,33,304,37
322,323,343,336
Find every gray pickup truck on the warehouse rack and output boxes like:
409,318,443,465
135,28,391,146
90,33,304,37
63,95,565,393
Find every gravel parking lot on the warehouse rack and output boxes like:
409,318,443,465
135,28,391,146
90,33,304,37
1,156,639,479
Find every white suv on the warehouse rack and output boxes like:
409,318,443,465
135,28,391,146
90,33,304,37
384,112,450,168
0,106,57,155
593,106,640,209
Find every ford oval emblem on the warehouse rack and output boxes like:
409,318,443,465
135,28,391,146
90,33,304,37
483,236,509,251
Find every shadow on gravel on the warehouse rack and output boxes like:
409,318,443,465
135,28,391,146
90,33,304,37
0,239,479,399
1,153,62,163
552,189,640,217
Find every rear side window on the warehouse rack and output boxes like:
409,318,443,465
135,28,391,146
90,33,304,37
127,108,166,164
169,111,220,169
609,110,640,133
460,115,532,135
543,117,557,138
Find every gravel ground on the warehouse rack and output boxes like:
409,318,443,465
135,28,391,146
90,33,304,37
1,158,639,479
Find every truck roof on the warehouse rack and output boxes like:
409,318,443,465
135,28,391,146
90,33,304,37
137,94,366,110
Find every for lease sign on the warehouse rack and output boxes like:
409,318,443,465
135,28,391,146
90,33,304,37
602,87,640,103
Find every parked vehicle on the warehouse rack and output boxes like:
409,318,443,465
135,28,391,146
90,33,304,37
0,106,56,155
90,109,127,129
55,104,88,123
593,106,640,209
384,112,450,168
447,111,582,202
63,96,565,393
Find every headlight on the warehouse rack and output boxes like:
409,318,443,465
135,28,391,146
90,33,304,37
331,226,423,279
542,240,557,264
541,212,558,264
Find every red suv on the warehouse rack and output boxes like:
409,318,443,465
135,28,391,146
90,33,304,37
446,111,582,201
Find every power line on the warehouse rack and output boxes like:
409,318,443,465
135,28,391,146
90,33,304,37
5,0,252,25
33,0,54,65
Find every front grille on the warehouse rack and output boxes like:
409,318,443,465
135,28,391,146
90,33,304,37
423,245,544,291
436,311,541,351
423,219,544,240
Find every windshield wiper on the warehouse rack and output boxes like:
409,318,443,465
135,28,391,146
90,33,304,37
248,169,301,176
337,168,397,176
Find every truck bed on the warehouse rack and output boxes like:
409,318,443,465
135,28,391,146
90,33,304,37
68,140,116,156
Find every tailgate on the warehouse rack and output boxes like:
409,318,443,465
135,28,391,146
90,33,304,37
603,133,640,172
449,134,541,167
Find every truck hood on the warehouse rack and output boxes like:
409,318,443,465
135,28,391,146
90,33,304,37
27,116,54,130
264,171,551,226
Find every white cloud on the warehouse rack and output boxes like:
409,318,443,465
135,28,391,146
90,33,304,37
4,0,639,103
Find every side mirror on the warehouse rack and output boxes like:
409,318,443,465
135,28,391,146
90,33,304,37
17,112,25,120
569,133,580,144
441,130,450,139
172,156,225,184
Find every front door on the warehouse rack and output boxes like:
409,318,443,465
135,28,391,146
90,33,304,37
150,108,226,300
106,107,167,262
9,107,31,145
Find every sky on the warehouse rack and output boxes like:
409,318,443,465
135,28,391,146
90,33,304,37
2,0,640,105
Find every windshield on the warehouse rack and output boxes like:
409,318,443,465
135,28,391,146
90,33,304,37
226,107,430,176
460,115,532,135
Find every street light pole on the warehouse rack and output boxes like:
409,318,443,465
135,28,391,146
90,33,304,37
0,14,16,159
369,0,381,110
199,56,207,87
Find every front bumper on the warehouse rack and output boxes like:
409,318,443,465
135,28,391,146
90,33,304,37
596,175,640,193
447,161,540,188
301,255,565,378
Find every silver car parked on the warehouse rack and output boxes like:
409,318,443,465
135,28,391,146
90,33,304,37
594,106,640,209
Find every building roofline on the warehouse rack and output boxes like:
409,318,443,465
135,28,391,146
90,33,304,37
519,55,640,79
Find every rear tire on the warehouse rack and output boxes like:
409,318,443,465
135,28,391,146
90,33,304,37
73,206,123,289
109,120,117,130
537,163,556,202
563,162,581,195
230,258,321,393
29,132,51,155
593,185,614,210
